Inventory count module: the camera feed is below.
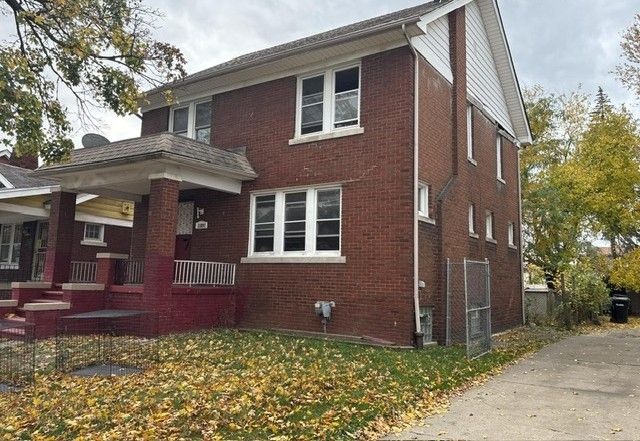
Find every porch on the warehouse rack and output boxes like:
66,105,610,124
7,133,256,336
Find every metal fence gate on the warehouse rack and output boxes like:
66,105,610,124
446,258,492,358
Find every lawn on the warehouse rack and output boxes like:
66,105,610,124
1,321,632,441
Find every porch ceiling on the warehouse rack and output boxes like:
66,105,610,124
34,133,258,201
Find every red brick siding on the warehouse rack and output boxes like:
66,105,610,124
70,221,132,262
141,107,169,136
43,191,76,283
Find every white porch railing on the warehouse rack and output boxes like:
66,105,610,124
70,261,97,283
173,260,236,286
115,259,145,285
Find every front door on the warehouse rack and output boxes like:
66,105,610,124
31,221,48,281
175,202,194,261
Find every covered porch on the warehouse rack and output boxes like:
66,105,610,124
31,133,257,334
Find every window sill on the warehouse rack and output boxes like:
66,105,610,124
486,238,498,245
289,127,364,146
497,177,506,185
469,232,479,239
508,244,518,250
467,157,477,166
419,215,436,225
81,240,107,247
241,256,346,264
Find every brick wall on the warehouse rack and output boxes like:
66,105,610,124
70,221,132,262
43,191,76,283
141,107,169,136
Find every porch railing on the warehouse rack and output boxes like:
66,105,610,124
31,251,47,281
174,260,236,286
70,261,97,283
114,259,145,285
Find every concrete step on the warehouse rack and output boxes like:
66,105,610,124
43,290,64,296
32,299,63,303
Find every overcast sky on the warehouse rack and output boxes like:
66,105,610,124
2,0,639,147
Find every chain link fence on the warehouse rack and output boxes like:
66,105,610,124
446,258,492,358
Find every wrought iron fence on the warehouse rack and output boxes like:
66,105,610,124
0,319,35,391
114,259,144,285
69,261,97,283
56,310,157,376
173,260,236,286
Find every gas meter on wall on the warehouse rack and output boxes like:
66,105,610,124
314,301,335,333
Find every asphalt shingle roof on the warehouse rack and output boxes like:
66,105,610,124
0,163,56,189
149,0,451,94
37,133,257,178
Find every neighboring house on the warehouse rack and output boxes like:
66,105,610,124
0,161,133,297
24,0,530,345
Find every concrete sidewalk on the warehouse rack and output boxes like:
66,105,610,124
386,328,640,440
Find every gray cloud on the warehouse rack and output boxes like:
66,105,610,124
1,0,639,148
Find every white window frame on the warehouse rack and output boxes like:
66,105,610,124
468,204,477,237
485,210,495,241
467,104,476,164
418,183,433,222
508,222,516,248
248,185,342,259
0,224,21,267
168,99,212,141
496,134,504,182
294,62,362,140
83,223,105,244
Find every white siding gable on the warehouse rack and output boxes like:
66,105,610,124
413,16,452,83
465,0,514,135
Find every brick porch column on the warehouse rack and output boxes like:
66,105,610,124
142,177,179,334
43,190,76,283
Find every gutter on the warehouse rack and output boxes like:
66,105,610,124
402,24,423,348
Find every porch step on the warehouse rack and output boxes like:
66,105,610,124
43,290,64,300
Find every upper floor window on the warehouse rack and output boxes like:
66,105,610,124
496,134,504,182
468,204,476,236
0,224,21,266
467,105,475,162
170,100,212,144
296,64,361,138
250,187,342,257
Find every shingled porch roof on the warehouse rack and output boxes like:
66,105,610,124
35,133,257,201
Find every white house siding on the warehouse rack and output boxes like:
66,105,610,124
465,0,514,135
413,16,453,83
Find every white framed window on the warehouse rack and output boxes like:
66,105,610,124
249,186,342,257
169,99,212,144
467,104,475,162
496,134,504,182
508,222,515,247
485,211,495,241
468,204,476,236
418,183,431,220
295,64,361,138
0,224,21,266
83,223,105,243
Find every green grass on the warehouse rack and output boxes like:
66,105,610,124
0,326,574,441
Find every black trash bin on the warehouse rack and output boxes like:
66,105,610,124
611,295,630,323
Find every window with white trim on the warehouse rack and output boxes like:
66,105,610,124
468,204,476,235
496,134,504,181
250,187,341,256
83,223,104,243
296,65,360,137
485,211,495,241
467,105,474,161
170,100,212,144
508,222,515,247
0,224,21,265
418,183,430,219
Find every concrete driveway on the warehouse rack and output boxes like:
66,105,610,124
387,328,640,440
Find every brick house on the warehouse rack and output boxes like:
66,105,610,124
14,0,530,345
0,157,133,299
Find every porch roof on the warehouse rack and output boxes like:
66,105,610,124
38,133,257,179
35,133,258,201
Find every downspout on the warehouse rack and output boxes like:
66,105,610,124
517,144,526,324
402,24,422,348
